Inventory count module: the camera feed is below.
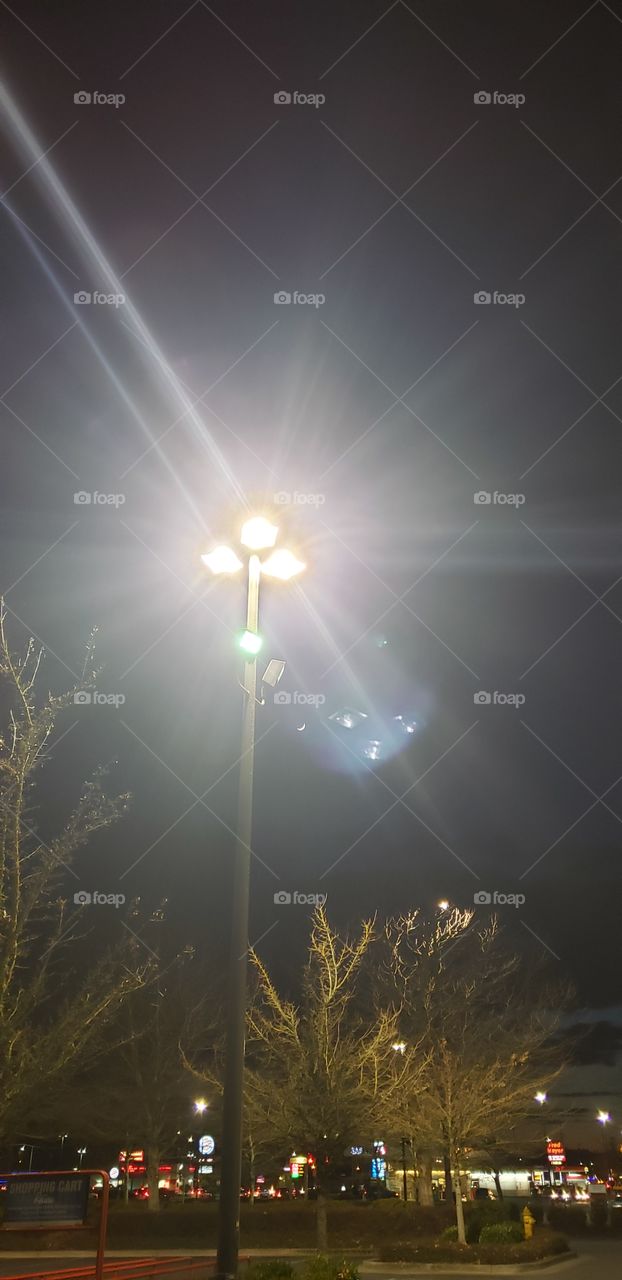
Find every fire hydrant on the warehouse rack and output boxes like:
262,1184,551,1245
522,1205,536,1240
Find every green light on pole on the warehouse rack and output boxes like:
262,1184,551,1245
239,630,262,656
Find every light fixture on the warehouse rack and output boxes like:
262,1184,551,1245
535,1091,547,1105
392,1041,406,1054
194,1099,208,1115
201,545,244,575
261,548,305,580
240,517,278,551
438,900,450,912
597,1110,611,1125
239,630,263,656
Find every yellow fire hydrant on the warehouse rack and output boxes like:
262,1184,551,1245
522,1206,536,1240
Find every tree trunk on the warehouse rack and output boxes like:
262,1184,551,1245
444,1152,453,1199
316,1189,328,1252
147,1143,160,1212
124,1136,131,1205
451,1146,466,1245
417,1152,434,1206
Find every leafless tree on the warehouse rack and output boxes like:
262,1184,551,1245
0,605,149,1140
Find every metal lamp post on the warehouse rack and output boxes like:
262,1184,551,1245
201,518,304,1280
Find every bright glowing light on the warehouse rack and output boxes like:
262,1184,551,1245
394,714,417,734
239,630,263,656
535,1091,547,1105
201,546,243,574
194,1098,208,1115
261,548,305,580
328,708,368,730
363,739,382,761
241,517,278,551
438,900,450,912
597,1110,611,1125
392,1041,406,1053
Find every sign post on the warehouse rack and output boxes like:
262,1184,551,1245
2,1170,109,1280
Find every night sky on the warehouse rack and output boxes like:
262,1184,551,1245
1,0,622,1125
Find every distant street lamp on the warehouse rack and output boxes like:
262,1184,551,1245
194,1099,208,1116
596,1110,611,1125
392,1041,407,1054
438,900,450,912
535,1092,547,1105
202,515,304,1280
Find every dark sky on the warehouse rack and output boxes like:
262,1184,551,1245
1,0,622,1083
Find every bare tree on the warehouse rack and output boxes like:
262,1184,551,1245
245,908,416,1247
0,606,149,1140
384,911,566,1242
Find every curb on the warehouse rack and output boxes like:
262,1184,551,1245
360,1253,577,1275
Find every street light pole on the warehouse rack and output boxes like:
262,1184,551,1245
202,519,304,1280
216,554,260,1280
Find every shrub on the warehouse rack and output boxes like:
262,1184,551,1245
479,1221,524,1243
245,1264,295,1280
300,1258,359,1280
379,1230,568,1264
440,1225,458,1240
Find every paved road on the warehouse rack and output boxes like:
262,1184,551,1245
0,1241,621,1278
